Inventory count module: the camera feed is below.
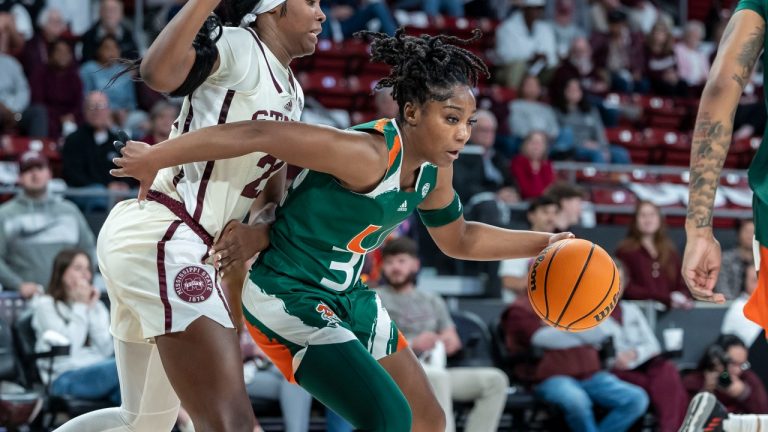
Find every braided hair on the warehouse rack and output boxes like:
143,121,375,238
355,28,490,117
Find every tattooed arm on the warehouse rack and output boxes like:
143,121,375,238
683,9,765,302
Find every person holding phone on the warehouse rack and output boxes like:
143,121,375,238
31,248,120,406
682,335,768,414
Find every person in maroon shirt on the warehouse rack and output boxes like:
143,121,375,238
615,200,693,308
509,131,555,200
643,20,688,97
683,335,768,414
29,39,83,139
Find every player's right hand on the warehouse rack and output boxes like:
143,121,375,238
110,140,157,202
682,233,725,303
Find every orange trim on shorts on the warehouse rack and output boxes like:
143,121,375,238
396,329,409,351
745,245,768,335
245,321,297,383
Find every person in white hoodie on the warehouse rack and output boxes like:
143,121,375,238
31,248,118,405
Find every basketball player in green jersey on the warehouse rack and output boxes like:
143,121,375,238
112,30,572,431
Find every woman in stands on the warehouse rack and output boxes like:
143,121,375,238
112,29,573,430
616,200,693,309
32,249,119,405
55,0,325,431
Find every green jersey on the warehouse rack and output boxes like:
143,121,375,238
736,0,768,243
256,118,438,292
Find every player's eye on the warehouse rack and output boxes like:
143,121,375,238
446,116,459,124
468,119,477,126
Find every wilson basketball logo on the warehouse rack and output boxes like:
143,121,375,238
174,266,213,303
316,303,341,325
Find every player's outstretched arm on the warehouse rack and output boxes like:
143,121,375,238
111,120,388,201
140,0,220,92
421,166,573,261
683,9,765,303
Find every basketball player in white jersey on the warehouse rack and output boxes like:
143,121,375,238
54,0,325,431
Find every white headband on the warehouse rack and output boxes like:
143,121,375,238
241,0,287,26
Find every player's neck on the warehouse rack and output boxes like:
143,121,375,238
398,125,428,178
255,26,293,68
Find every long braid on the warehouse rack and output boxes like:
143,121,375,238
355,28,490,112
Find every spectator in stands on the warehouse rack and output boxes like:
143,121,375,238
494,0,558,89
140,101,179,145
624,0,660,34
0,5,25,54
80,35,138,125
552,0,585,59
508,75,560,146
0,50,46,137
509,131,555,200
615,200,692,308
31,248,119,405
502,291,649,432
56,0,92,36
674,20,710,89
722,263,762,349
240,327,312,432
79,0,138,62
30,39,83,139
716,219,755,300
603,261,689,432
378,237,509,432
498,196,558,302
552,77,631,163
320,0,397,42
551,36,611,102
683,335,768,414
0,151,95,297
644,19,688,97
591,9,647,93
20,6,68,78
544,181,585,232
588,0,621,34
422,0,464,18
453,109,517,206
62,91,130,212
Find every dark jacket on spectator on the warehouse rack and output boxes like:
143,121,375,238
683,370,768,414
502,298,602,383
62,125,129,187
30,63,83,139
79,22,138,62
452,145,515,203
590,31,645,77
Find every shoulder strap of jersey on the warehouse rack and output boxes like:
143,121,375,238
350,118,402,171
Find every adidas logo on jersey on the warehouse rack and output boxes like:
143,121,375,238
284,100,293,112
398,200,408,212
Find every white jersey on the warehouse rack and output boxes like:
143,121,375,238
153,26,304,237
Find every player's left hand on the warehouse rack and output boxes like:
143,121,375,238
110,140,157,201
211,220,270,276
548,232,575,245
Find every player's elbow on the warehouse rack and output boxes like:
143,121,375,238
702,74,742,101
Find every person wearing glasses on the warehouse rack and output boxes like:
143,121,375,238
682,334,768,415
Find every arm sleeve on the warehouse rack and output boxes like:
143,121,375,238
736,0,767,19
207,27,256,89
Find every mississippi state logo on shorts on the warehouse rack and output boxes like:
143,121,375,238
174,266,214,303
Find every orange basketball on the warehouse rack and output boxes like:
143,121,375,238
527,238,620,332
